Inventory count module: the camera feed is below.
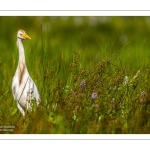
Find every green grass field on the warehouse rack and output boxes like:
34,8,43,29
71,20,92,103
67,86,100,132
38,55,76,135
1,16,150,133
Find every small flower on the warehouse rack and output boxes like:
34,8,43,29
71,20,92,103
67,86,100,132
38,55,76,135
141,91,147,97
92,104,99,108
123,76,129,86
140,99,144,103
80,80,86,92
113,86,117,91
111,98,115,108
92,93,98,99
112,98,115,102
80,80,86,86
62,86,70,93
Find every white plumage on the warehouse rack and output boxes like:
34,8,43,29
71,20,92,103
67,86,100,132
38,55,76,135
12,29,40,116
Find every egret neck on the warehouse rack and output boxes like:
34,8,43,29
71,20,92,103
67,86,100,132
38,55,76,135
17,38,26,64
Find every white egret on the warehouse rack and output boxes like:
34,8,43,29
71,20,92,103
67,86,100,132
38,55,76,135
12,29,41,116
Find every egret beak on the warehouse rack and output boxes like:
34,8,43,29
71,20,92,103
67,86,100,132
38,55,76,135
21,34,31,39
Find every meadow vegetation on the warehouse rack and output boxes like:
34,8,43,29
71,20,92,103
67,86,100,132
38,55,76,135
1,16,150,133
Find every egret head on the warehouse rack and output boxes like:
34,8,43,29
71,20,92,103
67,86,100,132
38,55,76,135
17,29,31,40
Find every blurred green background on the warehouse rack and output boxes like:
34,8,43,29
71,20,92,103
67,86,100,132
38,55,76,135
1,16,150,68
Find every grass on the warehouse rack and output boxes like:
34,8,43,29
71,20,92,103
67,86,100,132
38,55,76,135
1,16,150,133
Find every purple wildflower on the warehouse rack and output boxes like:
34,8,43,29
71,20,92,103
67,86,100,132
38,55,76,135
80,80,86,92
80,80,86,86
92,93,98,99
